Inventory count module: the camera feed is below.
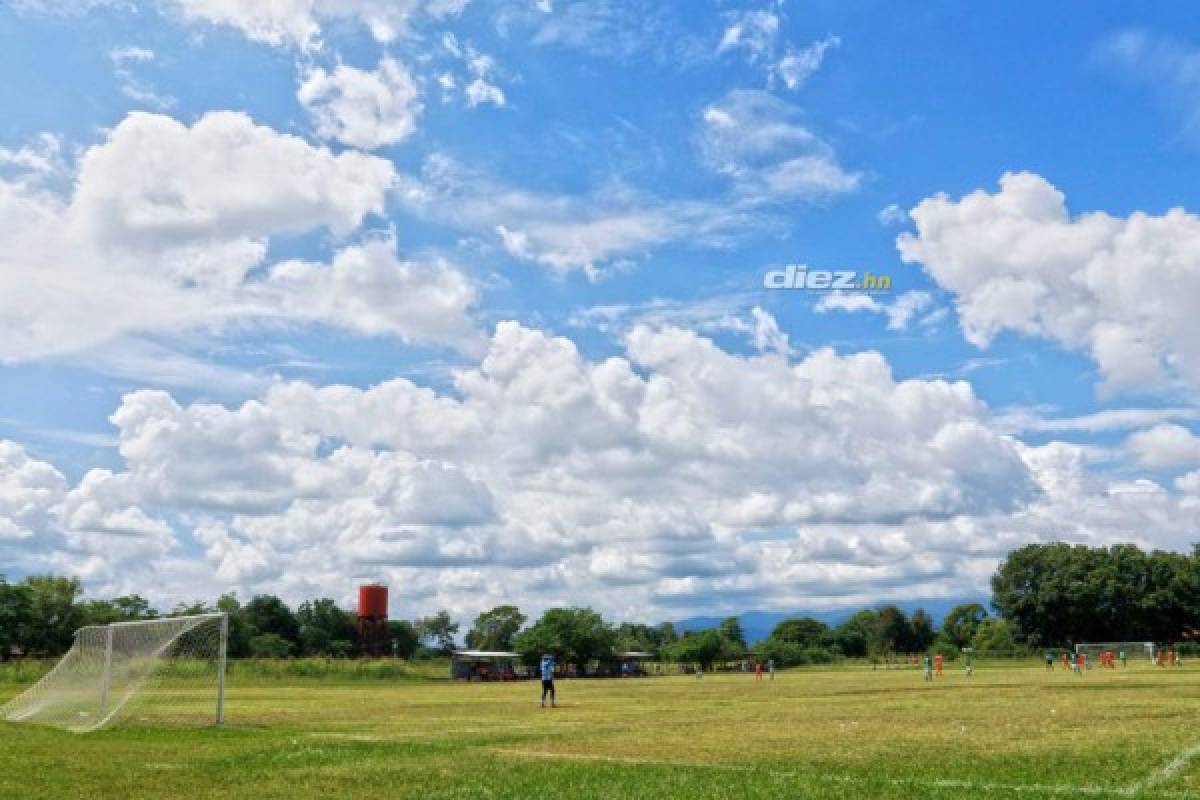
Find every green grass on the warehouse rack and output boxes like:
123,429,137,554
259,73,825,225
3,662,1199,799
0,659,57,685
0,657,452,686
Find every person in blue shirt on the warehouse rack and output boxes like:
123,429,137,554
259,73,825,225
539,654,557,708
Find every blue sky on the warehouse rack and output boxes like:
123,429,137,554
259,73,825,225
2,0,1200,621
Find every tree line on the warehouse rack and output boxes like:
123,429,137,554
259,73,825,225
990,543,1200,647
2,542,1197,663
0,576,460,661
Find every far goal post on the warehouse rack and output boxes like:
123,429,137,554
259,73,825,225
1,612,228,733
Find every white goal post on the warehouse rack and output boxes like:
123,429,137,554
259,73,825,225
1,612,228,733
1073,642,1156,661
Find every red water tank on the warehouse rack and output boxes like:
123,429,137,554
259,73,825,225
358,584,388,619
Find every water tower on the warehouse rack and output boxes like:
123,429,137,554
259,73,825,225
357,584,389,657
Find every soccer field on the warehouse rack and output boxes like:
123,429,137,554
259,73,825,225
2,663,1199,799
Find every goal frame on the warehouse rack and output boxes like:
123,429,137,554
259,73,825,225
1073,641,1156,661
3,612,229,731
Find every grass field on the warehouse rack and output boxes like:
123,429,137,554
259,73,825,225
2,662,1199,799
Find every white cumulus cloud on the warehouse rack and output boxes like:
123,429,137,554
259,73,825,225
815,290,935,331
0,112,482,360
298,57,422,149
1126,424,1200,469
6,316,1200,617
898,172,1200,393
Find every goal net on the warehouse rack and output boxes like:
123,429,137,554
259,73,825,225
1074,642,1156,662
1,613,227,733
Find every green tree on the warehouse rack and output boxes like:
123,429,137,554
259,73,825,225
930,635,961,660
21,575,84,656
81,594,158,627
670,629,729,671
718,616,747,649
512,608,617,672
991,543,1200,646
0,577,32,660
388,619,420,659
909,609,936,652
972,618,1018,652
871,605,912,656
757,638,837,668
615,622,674,658
770,617,829,648
415,610,460,654
216,593,253,658
992,543,1106,645
942,603,989,649
242,594,300,649
295,598,357,656
170,601,215,617
831,610,875,657
465,605,526,651
1139,548,1199,643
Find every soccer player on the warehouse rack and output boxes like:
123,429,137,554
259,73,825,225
1118,650,1127,668
755,660,763,682
923,654,933,682
768,659,775,681
1169,649,1178,668
1062,651,1071,671
1075,651,1086,675
1045,650,1055,670
539,653,557,708
934,653,944,677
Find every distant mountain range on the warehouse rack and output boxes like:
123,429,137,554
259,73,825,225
672,598,988,645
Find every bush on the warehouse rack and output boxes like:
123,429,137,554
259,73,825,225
799,647,837,665
0,659,55,685
225,657,450,683
930,636,960,661
249,632,293,659
0,657,450,689
756,639,838,668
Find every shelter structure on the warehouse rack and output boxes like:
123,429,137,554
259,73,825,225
616,651,654,676
451,650,522,681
